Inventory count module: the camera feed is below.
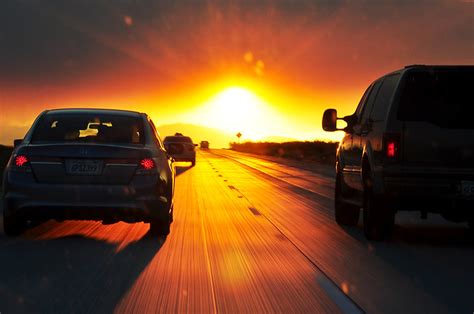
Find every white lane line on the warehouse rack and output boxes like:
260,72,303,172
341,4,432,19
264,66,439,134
205,152,364,313
210,151,333,201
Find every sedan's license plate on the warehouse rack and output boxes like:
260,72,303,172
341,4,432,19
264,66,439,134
66,160,103,175
461,181,474,196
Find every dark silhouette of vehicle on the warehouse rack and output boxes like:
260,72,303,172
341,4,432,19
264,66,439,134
200,141,209,149
164,133,197,166
322,65,474,240
2,109,175,237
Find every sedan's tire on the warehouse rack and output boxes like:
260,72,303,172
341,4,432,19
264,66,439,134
149,218,170,237
3,213,26,236
335,173,360,226
363,177,394,241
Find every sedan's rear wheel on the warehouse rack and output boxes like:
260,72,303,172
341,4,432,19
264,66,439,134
149,218,170,237
3,213,26,236
335,172,360,226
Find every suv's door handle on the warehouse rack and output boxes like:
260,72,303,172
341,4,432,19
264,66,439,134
360,122,372,135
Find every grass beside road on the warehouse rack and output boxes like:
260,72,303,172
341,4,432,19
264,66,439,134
229,141,338,165
0,145,13,186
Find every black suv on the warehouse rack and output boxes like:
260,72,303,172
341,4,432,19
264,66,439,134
322,65,474,240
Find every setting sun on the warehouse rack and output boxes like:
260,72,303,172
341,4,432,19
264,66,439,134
180,86,286,141
208,87,263,133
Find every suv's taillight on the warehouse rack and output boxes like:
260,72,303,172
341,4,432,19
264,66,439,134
383,133,401,160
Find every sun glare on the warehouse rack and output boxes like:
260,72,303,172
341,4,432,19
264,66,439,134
205,87,269,139
178,85,287,141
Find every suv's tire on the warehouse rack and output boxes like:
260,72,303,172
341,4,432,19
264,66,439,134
363,177,395,241
335,172,360,226
191,159,196,167
3,213,26,236
149,218,170,237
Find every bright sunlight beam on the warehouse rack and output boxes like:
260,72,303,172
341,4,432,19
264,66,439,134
208,87,262,132
179,86,285,141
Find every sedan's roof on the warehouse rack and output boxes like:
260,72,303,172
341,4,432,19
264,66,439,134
44,108,144,117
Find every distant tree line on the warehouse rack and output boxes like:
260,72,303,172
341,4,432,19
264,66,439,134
229,141,338,164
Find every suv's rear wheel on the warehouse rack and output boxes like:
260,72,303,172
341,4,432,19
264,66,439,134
335,172,360,226
363,176,395,241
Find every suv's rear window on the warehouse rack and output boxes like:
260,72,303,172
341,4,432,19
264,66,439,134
31,113,145,144
164,136,193,143
397,69,474,128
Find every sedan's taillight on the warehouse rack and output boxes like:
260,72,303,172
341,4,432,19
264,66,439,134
15,155,29,167
140,158,155,170
11,154,32,172
136,158,157,175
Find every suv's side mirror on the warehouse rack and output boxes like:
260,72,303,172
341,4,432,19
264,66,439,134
13,139,23,148
322,109,357,133
322,109,338,132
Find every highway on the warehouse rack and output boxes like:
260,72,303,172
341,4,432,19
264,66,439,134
1,149,473,313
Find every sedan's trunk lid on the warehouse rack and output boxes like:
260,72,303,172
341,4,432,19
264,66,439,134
22,144,147,184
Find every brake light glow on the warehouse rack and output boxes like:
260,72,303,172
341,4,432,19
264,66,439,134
387,142,396,158
15,155,29,167
140,158,155,170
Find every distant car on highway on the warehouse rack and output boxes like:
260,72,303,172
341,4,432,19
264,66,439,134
200,141,209,149
164,133,197,166
323,65,474,240
2,108,175,237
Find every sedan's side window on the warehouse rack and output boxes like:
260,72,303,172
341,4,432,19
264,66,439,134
148,119,164,149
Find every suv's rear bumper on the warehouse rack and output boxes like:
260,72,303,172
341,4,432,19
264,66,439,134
3,172,171,222
384,176,474,212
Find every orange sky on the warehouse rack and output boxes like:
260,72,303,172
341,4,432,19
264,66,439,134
1,0,473,145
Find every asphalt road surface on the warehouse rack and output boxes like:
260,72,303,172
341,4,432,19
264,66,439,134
0,149,473,313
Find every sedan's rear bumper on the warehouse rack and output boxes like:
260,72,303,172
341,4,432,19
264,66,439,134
3,172,171,222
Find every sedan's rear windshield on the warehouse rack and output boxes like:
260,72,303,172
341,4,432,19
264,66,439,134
164,136,193,143
397,69,474,128
31,113,145,144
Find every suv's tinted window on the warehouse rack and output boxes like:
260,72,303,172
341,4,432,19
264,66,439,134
353,84,373,118
398,69,474,128
31,113,145,144
370,74,400,121
359,80,382,123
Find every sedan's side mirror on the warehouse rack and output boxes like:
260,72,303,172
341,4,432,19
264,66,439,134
13,139,23,148
322,109,338,132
